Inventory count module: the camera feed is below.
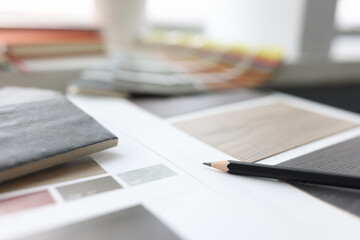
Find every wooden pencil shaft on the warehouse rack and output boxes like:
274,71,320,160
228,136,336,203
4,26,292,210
227,161,360,189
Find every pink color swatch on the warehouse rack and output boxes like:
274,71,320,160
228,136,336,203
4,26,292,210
0,190,55,216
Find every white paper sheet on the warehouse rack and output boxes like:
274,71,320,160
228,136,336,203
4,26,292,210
1,93,360,239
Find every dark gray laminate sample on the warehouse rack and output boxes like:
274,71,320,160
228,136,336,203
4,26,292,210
278,136,360,217
23,205,181,240
132,89,268,118
0,87,117,182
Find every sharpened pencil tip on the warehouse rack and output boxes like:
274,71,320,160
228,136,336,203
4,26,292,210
203,162,212,167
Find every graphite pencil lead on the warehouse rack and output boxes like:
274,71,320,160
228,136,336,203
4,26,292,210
203,162,212,167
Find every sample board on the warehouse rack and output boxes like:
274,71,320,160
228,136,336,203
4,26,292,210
174,102,356,162
2,89,360,239
0,87,118,182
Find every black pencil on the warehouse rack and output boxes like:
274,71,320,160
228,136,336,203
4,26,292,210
203,160,360,189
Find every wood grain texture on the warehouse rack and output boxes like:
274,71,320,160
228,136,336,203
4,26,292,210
279,136,360,217
174,102,357,162
0,156,105,194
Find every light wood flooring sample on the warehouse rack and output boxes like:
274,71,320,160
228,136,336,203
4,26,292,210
174,102,358,162
0,156,105,194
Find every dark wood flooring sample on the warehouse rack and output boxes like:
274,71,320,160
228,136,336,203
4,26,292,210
132,89,268,118
279,136,360,217
0,87,117,183
174,102,357,162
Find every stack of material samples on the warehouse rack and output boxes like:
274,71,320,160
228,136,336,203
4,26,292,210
70,32,282,96
0,86,118,183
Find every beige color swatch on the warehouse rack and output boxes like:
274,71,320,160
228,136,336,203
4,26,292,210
0,156,106,194
174,102,358,162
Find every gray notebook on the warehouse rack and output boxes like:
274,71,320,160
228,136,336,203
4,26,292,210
0,87,118,183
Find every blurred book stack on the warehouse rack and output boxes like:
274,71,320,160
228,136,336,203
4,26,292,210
0,29,104,60
70,31,282,96
0,50,7,70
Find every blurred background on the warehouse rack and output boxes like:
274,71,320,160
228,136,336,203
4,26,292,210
1,0,360,111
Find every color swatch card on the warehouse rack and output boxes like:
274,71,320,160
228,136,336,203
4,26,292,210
0,86,118,182
0,190,55,216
